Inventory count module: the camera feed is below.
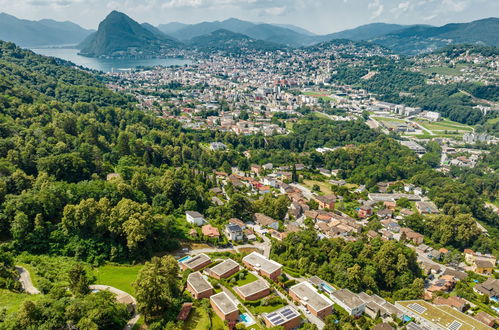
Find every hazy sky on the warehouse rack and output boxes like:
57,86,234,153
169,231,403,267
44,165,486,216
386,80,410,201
1,0,498,34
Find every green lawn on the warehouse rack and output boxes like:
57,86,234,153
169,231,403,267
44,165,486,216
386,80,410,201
249,303,285,314
183,307,211,330
94,264,144,295
415,119,473,132
228,271,258,287
0,289,42,315
372,116,407,123
303,179,333,195
421,64,466,76
303,91,334,101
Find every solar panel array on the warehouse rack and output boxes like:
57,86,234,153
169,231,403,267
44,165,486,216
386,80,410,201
266,306,299,326
448,320,462,330
408,303,427,314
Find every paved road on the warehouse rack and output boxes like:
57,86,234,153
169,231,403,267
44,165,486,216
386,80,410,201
15,266,40,294
90,285,140,330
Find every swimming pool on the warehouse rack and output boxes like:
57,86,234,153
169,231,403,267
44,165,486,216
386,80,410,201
178,256,191,263
239,313,255,326
321,283,335,293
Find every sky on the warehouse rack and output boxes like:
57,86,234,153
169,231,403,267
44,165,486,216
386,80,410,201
1,0,498,34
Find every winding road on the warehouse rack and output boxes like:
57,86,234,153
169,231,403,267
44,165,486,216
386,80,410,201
15,266,40,294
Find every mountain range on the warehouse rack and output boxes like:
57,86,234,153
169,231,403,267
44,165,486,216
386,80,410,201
0,12,94,47
1,11,497,56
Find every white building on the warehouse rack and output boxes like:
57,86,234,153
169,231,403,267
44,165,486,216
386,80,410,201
330,289,365,316
186,211,206,226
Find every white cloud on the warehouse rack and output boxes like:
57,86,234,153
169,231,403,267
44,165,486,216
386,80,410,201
368,0,384,19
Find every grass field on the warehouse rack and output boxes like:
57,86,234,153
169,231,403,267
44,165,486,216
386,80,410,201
372,116,407,123
183,307,211,330
303,91,334,101
249,303,285,314
0,289,42,315
415,119,473,132
303,179,333,195
229,271,258,287
94,264,144,295
421,64,466,76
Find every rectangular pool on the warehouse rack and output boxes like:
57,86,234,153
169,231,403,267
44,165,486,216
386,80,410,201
239,313,255,326
321,283,335,293
178,256,191,263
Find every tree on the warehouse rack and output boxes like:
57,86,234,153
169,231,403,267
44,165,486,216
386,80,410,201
291,165,298,182
133,256,181,323
68,264,91,296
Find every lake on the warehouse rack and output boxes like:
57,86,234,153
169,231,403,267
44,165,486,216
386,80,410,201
31,48,192,73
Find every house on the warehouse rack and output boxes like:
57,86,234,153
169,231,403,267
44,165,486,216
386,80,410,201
251,164,262,175
474,259,494,275
358,293,403,320
262,305,301,330
186,211,206,226
367,230,379,240
263,177,277,187
242,252,282,281
442,268,468,281
433,296,468,312
330,289,365,317
253,213,279,230
208,259,240,280
474,278,499,298
177,302,193,321
201,224,220,238
258,185,271,194
209,142,227,151
289,281,333,319
225,222,243,240
180,253,212,271
426,275,456,293
377,209,393,219
210,292,239,322
228,218,246,229
358,205,373,218
474,311,497,327
315,194,336,210
400,227,424,245
415,201,439,215
234,279,271,301
262,163,273,170
384,201,396,210
186,272,214,299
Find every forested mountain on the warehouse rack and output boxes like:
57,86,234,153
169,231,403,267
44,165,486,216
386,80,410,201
372,17,499,55
189,29,286,53
317,22,414,42
78,11,180,57
0,12,93,47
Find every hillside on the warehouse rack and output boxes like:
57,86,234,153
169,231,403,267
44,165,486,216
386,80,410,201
78,11,180,57
0,12,93,47
317,23,415,42
372,17,499,55
189,29,286,53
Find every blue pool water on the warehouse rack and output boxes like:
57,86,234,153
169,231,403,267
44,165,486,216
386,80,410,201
240,313,255,326
178,256,191,263
321,283,335,293
402,315,412,322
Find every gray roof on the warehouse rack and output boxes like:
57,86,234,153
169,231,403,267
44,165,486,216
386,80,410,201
210,292,238,315
235,279,269,299
182,253,211,270
186,211,204,218
331,289,365,309
242,252,282,274
263,305,300,326
187,272,213,294
290,281,333,313
210,259,239,277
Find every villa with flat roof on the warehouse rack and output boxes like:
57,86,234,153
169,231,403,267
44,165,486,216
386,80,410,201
186,272,213,299
210,292,239,322
330,289,365,317
208,259,240,279
289,281,333,319
180,253,212,271
242,252,282,281
262,305,302,329
234,279,271,301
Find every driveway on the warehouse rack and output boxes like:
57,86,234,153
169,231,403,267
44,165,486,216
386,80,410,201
15,266,40,294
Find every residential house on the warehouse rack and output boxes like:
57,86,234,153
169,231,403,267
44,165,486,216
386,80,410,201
433,296,468,312
210,292,239,322
358,205,373,218
234,279,271,301
186,272,214,299
251,164,262,175
253,213,279,230
208,259,239,280
229,218,246,229
358,293,403,320
180,253,212,271
330,289,365,317
201,224,220,238
315,194,336,210
262,305,302,330
474,311,497,327
186,211,206,226
474,278,499,298
415,201,439,215
242,252,282,281
474,259,494,275
289,281,333,319
225,224,244,241
401,227,424,245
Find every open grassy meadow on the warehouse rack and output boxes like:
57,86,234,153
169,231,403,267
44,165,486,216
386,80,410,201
94,264,144,295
